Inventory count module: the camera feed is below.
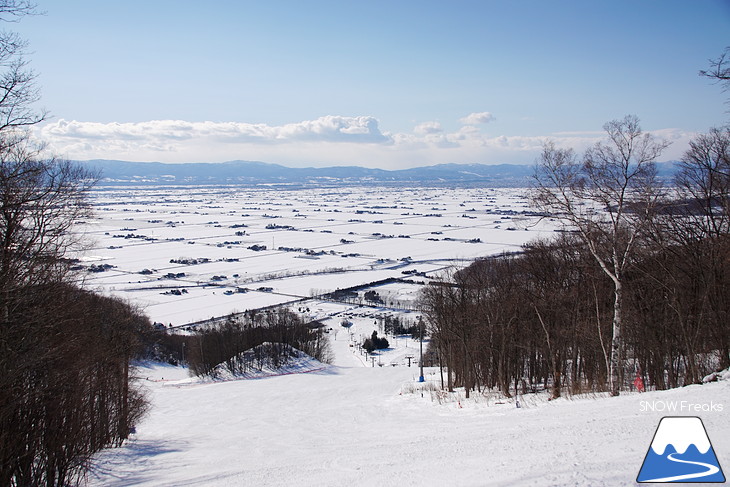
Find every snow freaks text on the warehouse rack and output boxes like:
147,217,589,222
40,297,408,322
639,401,724,413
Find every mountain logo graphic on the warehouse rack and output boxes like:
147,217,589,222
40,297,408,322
637,416,725,483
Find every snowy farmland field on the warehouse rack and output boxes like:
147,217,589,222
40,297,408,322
78,185,554,326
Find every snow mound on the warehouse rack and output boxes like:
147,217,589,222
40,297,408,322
209,342,327,381
702,367,730,383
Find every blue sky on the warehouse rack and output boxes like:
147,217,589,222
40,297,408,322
13,0,730,168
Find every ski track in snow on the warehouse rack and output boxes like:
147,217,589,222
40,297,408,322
87,331,730,487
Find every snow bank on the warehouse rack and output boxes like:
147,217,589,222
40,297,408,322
702,367,730,383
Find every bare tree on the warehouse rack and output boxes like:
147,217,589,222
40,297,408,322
1,283,151,486
0,1,46,131
0,153,96,287
0,0,36,18
532,115,669,395
0,0,69,310
675,127,730,235
186,308,333,379
649,127,730,372
700,47,730,110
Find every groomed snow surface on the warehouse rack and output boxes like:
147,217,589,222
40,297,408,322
87,327,729,487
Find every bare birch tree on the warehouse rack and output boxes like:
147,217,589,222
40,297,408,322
532,115,669,395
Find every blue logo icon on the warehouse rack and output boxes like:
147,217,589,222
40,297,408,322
637,416,725,483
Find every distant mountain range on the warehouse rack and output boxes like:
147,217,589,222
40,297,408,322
81,159,679,187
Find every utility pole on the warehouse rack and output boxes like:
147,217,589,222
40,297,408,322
418,316,424,382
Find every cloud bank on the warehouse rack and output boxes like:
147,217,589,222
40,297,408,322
37,114,693,169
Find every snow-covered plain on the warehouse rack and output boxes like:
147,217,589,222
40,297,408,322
79,186,553,326
82,186,729,486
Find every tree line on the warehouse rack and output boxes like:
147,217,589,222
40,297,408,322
1,285,153,486
181,308,333,378
421,119,729,399
0,2,155,484
0,144,155,484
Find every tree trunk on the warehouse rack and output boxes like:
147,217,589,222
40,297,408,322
609,281,623,396
447,342,454,392
119,357,129,441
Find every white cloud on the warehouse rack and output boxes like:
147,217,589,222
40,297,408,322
42,116,391,147
459,112,495,125
273,116,391,143
35,116,693,169
649,127,694,143
413,121,443,135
